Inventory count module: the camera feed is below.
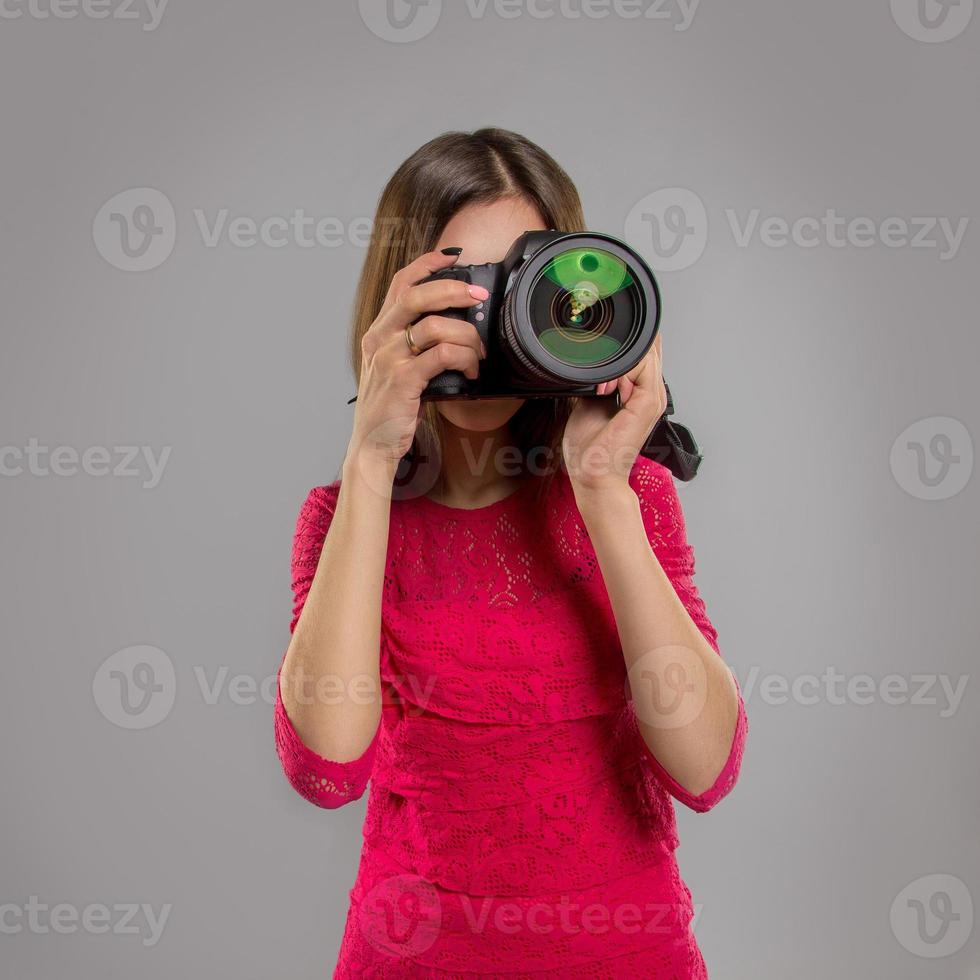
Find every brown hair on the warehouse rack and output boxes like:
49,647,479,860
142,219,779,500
349,128,587,501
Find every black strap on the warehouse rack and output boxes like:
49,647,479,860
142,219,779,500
639,379,704,482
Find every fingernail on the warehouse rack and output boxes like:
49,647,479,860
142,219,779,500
468,285,490,300
480,341,487,358
441,247,463,256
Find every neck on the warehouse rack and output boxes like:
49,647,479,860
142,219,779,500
430,419,525,507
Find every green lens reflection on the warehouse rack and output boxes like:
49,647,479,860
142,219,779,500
542,248,634,299
534,329,622,364
528,245,641,368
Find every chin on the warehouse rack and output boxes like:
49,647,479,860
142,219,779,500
435,398,525,433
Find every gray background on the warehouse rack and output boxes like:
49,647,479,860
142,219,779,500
1,1,978,977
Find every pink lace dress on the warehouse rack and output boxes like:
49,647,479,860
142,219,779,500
274,456,747,978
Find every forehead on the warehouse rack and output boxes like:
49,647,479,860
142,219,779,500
437,197,547,265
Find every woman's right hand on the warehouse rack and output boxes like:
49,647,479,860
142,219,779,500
346,248,489,482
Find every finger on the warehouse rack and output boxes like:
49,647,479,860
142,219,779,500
602,340,657,395
380,279,489,332
629,344,661,387
406,342,481,388
396,315,485,360
384,248,464,305
626,353,668,416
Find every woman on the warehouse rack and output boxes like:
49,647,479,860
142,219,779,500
274,128,747,978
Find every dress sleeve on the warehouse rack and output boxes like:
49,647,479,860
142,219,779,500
274,483,380,809
629,458,748,813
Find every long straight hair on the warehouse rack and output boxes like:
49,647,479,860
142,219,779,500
349,128,587,501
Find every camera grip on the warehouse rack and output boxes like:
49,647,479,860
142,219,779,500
423,366,471,398
417,263,498,400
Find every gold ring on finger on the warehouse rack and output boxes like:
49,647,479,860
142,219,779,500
405,323,423,356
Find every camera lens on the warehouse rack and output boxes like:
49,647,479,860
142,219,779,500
527,247,643,369
500,233,659,387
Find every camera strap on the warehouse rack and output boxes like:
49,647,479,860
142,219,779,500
639,379,704,482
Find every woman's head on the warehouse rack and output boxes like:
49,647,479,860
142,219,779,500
350,128,585,482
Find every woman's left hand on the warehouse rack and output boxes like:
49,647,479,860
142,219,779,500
562,334,667,495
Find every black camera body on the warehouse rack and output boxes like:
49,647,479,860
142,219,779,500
419,230,661,400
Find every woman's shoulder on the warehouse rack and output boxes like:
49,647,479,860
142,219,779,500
294,480,342,533
628,455,678,502
303,479,342,505
628,455,688,547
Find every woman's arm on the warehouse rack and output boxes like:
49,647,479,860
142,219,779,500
563,334,745,811
274,456,395,809
278,454,393,765
574,474,744,808
274,247,487,808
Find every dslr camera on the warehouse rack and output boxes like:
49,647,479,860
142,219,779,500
417,230,703,480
